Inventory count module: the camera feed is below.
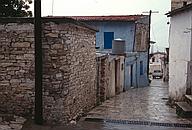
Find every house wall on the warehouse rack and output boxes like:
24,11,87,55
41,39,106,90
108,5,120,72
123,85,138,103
169,10,192,101
107,57,116,98
84,19,149,89
134,23,149,52
150,53,165,63
119,56,125,92
124,52,149,89
0,23,35,115
137,52,149,87
96,54,109,104
171,0,192,10
125,55,137,89
149,53,166,73
84,21,135,52
96,54,124,100
0,19,97,124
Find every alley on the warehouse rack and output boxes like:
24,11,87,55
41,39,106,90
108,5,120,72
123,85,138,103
85,79,192,124
23,79,192,130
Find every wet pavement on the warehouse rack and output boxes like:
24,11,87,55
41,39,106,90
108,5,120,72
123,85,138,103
23,121,192,130
85,79,192,124
22,79,192,130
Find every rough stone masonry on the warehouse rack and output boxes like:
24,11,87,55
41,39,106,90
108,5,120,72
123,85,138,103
0,17,97,124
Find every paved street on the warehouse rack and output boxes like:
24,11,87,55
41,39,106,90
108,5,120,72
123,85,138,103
85,79,192,124
22,121,192,130
23,79,192,130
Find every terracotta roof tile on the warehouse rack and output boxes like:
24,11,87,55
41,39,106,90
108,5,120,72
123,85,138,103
65,15,147,21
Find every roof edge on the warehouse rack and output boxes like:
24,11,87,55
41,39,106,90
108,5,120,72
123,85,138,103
0,17,98,32
65,15,148,22
166,3,192,17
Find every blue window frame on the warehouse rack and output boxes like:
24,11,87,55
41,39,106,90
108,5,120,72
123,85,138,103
104,32,114,49
140,61,144,75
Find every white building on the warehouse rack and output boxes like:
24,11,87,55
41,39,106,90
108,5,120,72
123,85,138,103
166,3,192,101
149,52,166,74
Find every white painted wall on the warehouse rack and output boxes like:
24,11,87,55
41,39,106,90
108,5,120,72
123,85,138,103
169,9,192,101
107,58,116,98
119,56,125,92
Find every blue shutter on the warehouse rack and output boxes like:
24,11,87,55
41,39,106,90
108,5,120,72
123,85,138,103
104,32,114,49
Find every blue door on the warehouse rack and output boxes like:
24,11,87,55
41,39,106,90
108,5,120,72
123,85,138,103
104,32,114,49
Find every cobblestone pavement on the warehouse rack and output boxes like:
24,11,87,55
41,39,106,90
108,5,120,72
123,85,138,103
0,114,26,130
22,79,192,130
85,79,192,124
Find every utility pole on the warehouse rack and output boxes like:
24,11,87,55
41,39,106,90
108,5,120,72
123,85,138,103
34,0,43,125
143,10,158,80
52,0,54,16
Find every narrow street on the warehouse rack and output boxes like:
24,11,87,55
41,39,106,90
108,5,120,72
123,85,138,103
23,79,192,130
84,79,191,124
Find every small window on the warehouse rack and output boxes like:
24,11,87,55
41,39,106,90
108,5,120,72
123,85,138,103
152,57,155,62
140,61,144,75
104,32,114,49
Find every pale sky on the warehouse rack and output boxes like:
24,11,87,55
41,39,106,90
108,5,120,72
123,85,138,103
31,0,171,52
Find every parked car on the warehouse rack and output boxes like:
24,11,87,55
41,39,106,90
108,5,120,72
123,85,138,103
152,70,163,79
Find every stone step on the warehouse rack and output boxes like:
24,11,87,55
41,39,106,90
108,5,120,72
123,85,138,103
176,102,192,118
185,95,192,106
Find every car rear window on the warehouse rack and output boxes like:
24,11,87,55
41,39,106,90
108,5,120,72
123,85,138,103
154,70,161,73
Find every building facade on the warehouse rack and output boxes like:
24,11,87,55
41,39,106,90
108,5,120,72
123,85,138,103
0,17,97,124
69,15,150,89
149,52,166,74
167,4,192,101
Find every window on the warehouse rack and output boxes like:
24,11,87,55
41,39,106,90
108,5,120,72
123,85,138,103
104,32,114,49
152,57,155,62
140,61,144,75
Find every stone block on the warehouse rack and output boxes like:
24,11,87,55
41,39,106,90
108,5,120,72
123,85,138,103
51,44,63,49
24,54,34,59
12,42,31,48
45,33,58,38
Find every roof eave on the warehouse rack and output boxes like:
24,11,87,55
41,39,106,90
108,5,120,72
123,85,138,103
166,3,192,17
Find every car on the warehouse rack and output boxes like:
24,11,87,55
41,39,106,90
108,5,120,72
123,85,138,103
152,70,163,79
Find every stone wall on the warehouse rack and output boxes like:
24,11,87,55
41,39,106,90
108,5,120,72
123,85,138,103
42,22,97,124
0,23,35,116
0,18,97,124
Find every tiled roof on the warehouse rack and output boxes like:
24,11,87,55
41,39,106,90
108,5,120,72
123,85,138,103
66,15,147,22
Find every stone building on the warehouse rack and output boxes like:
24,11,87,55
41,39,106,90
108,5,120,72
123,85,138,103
68,15,150,89
0,17,97,124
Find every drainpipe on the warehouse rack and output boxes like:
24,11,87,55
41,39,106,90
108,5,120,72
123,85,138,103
34,0,43,125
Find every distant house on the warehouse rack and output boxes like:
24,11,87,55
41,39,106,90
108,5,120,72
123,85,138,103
166,3,192,101
68,15,150,89
149,51,169,81
149,52,166,74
